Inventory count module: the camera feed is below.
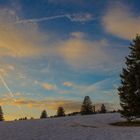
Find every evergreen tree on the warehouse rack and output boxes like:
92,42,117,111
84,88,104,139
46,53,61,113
81,96,93,115
118,35,140,121
100,104,107,113
40,110,47,119
57,107,65,117
0,106,4,121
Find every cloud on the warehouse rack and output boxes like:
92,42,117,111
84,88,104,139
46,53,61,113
0,64,15,76
42,83,56,90
0,68,7,76
67,13,94,22
57,35,118,71
0,9,48,58
70,32,85,38
0,97,81,113
102,3,140,40
63,82,73,87
0,8,124,75
0,9,93,60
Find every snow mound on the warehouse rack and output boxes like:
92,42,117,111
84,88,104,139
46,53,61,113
0,113,139,140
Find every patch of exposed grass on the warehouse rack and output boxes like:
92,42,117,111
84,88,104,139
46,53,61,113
110,121,140,127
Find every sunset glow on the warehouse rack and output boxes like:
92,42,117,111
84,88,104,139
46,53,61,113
0,0,140,120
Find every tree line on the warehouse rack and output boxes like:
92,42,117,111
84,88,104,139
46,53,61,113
0,96,108,121
40,96,108,119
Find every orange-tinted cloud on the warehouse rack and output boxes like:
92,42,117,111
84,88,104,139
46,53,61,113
102,3,140,40
0,97,81,113
0,9,47,58
63,81,73,87
42,83,56,90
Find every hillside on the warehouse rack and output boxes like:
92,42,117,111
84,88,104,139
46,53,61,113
0,113,139,140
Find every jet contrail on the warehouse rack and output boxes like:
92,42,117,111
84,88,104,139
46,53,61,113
0,74,23,111
15,13,94,24
16,14,70,24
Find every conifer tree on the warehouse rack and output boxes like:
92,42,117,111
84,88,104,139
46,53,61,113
0,106,4,121
57,107,65,117
81,96,93,115
40,110,47,119
118,35,140,121
100,104,107,113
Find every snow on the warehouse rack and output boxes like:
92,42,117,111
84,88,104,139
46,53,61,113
136,60,140,64
135,89,140,95
0,113,140,140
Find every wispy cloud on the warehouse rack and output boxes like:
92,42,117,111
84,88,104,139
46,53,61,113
67,13,94,22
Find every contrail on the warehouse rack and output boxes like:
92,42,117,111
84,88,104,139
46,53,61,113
15,13,94,24
0,74,23,111
16,14,70,24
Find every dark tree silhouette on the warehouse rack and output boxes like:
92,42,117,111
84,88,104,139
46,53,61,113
0,106,4,121
81,96,93,115
100,104,107,113
118,35,140,121
40,110,47,119
57,107,65,117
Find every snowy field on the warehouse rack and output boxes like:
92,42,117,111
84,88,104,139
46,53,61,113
0,113,139,140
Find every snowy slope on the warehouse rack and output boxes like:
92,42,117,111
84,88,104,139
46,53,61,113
0,113,139,140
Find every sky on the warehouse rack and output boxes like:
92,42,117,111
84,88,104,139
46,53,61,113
0,0,140,120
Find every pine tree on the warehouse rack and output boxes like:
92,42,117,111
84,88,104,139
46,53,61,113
118,35,140,121
40,110,47,119
100,104,107,113
0,106,4,121
81,96,93,115
57,107,65,117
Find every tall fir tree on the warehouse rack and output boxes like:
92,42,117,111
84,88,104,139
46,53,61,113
100,104,107,113
40,110,47,119
0,106,4,121
81,96,93,115
118,35,140,121
57,107,65,117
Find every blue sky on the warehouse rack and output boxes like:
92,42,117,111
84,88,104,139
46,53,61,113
0,0,139,120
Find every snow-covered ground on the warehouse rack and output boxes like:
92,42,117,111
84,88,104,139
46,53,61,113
0,113,139,140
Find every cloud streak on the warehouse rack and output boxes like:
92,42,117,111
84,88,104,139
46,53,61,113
16,13,94,24
0,74,23,112
16,14,68,24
